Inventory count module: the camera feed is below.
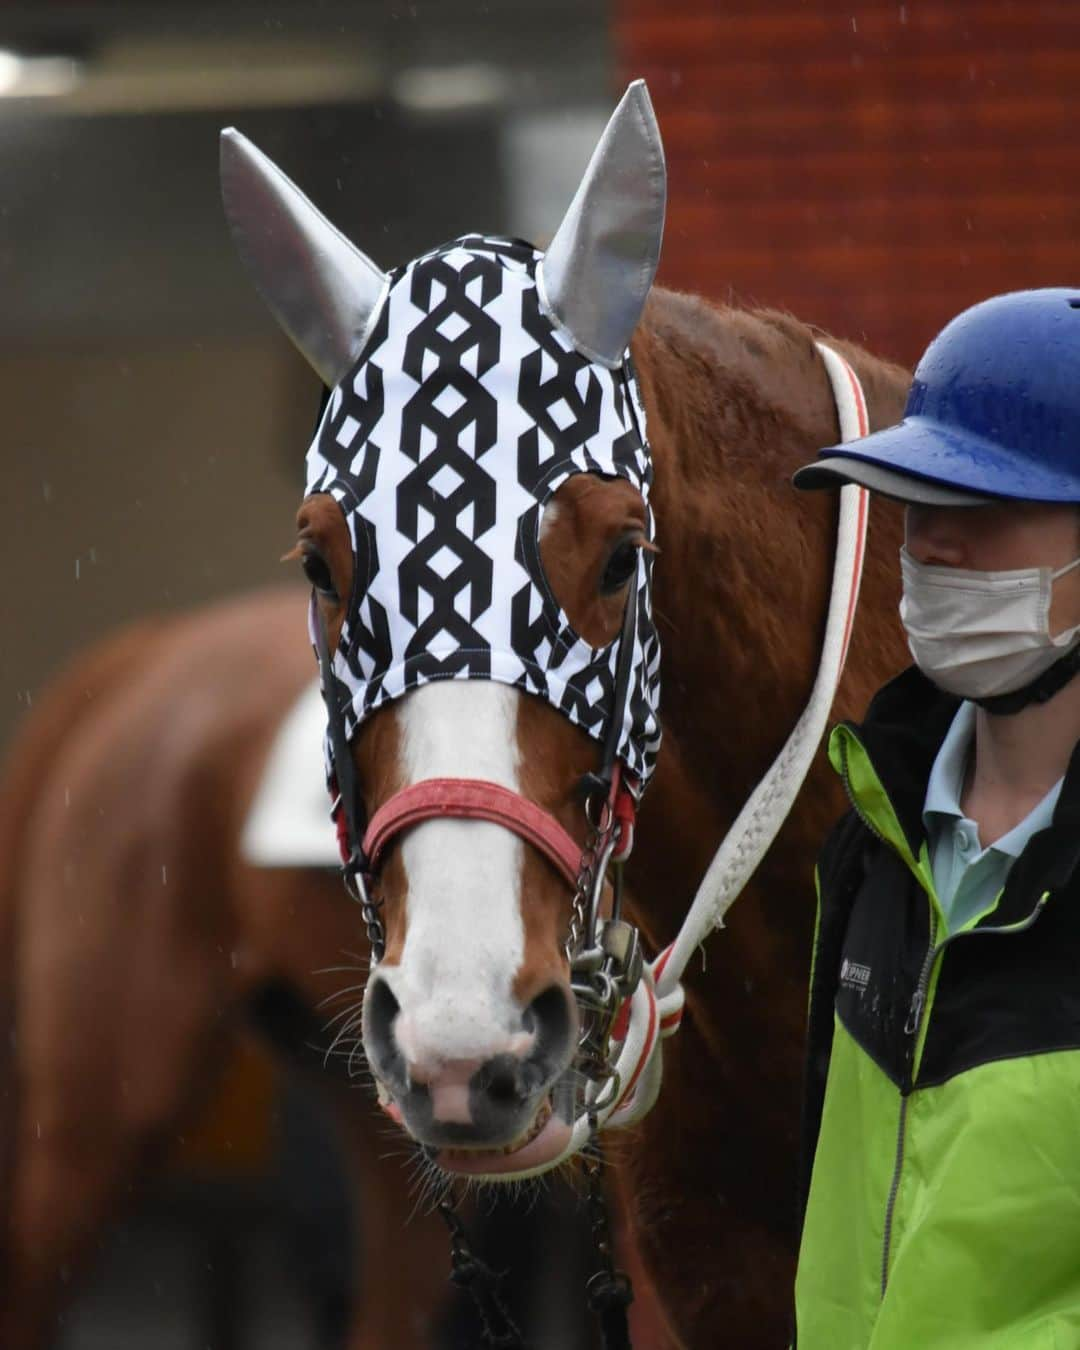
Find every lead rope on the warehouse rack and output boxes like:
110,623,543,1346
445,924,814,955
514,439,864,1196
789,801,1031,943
656,343,869,981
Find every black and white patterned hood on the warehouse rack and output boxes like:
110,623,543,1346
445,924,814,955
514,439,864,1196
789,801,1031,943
304,235,662,786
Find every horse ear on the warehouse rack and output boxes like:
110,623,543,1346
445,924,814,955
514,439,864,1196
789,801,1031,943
220,128,388,389
537,79,666,367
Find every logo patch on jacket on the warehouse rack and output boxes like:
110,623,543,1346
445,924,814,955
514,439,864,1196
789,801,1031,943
840,958,872,993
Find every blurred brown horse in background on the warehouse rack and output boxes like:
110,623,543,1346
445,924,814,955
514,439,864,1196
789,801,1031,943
0,587,464,1348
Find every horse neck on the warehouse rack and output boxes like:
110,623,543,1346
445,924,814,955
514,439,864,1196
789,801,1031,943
627,292,908,948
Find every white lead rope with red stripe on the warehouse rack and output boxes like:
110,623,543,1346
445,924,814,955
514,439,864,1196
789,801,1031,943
554,343,871,1153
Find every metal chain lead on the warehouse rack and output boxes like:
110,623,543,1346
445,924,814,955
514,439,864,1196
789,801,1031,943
565,799,608,960
583,1121,634,1350
342,863,386,965
437,1192,524,1350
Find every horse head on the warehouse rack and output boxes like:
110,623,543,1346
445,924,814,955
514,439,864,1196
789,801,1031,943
222,83,666,1177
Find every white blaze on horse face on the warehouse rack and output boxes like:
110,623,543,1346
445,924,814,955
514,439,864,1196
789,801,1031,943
387,680,529,1078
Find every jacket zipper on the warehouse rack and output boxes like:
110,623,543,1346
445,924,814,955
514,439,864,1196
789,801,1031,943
837,733,1050,1297
880,927,937,1296
877,898,1048,1294
837,734,933,1296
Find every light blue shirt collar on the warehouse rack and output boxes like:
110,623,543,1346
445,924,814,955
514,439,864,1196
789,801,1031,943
923,700,1063,860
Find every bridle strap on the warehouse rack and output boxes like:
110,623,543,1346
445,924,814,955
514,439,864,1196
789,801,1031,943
313,597,364,868
363,778,584,888
590,570,639,793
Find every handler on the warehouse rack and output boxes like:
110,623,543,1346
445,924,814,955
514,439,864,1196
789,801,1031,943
789,288,1080,1349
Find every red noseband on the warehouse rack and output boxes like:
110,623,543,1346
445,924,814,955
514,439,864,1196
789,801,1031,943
359,778,583,887
332,767,638,889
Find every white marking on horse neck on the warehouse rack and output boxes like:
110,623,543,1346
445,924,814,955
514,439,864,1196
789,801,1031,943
389,680,527,1072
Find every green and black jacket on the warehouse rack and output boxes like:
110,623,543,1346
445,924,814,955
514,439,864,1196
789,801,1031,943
795,667,1080,1350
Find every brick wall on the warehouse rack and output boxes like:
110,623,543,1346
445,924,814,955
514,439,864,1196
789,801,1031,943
617,1,1080,366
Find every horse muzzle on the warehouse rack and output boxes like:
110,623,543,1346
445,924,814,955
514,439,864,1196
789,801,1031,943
363,974,579,1173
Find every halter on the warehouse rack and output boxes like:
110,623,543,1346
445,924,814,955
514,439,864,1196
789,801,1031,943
313,557,646,1040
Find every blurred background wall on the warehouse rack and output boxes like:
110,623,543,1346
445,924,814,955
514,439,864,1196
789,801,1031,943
618,0,1079,366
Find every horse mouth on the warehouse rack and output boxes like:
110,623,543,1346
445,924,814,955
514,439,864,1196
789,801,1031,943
378,1087,573,1179
435,1094,572,1178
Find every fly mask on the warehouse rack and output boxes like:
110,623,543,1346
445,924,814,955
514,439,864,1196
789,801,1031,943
303,231,662,789
222,81,667,1176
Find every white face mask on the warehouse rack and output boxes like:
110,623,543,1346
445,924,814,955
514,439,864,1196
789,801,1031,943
899,547,1080,700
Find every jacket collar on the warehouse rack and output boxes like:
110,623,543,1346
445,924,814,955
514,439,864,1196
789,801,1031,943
837,665,1080,917
839,665,960,858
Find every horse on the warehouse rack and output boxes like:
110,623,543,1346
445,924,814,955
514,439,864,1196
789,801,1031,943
219,80,912,1347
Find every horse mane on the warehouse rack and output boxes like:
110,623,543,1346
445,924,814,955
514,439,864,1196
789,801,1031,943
635,287,908,491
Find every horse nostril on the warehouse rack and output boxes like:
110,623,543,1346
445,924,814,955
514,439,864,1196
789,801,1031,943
363,976,402,1077
526,983,575,1061
482,1057,523,1106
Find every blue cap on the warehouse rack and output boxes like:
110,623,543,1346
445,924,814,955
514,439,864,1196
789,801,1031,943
795,289,1080,504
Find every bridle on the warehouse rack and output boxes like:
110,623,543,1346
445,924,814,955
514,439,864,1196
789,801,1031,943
312,554,650,1349
312,555,649,1107
311,343,871,1150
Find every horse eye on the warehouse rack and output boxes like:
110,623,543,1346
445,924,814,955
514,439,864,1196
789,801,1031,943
599,538,640,595
301,550,339,600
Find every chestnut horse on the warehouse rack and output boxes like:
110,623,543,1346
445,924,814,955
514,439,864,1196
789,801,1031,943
219,81,912,1344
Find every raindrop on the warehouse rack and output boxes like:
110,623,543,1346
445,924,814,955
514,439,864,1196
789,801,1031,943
74,558,80,581
161,864,168,885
